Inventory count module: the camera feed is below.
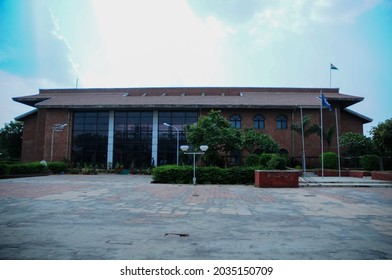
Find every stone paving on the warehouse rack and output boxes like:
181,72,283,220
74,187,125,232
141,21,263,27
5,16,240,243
0,174,391,260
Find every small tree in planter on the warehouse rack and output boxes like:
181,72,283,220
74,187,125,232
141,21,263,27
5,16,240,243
320,152,338,169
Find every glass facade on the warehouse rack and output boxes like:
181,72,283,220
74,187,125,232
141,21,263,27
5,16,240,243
158,111,197,165
71,110,198,168
72,111,109,165
113,111,153,168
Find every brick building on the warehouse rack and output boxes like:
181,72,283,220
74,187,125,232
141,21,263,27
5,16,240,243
13,87,371,168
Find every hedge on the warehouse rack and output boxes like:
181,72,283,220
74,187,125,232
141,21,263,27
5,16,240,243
0,161,68,176
152,165,258,185
320,152,338,169
360,154,380,171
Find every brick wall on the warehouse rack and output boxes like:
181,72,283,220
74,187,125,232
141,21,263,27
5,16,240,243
20,106,365,166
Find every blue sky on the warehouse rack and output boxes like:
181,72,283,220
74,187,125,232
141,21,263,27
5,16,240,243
1,0,391,135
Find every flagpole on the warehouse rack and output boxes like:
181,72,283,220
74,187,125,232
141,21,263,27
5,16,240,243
320,91,324,178
335,108,341,177
300,107,306,175
330,65,332,88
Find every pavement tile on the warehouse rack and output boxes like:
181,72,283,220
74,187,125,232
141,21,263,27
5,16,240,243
0,174,391,260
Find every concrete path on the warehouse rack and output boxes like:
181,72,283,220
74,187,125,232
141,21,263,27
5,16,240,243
0,174,391,260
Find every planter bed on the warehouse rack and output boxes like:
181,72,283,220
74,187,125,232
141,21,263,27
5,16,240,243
255,170,299,188
0,173,49,179
371,171,392,181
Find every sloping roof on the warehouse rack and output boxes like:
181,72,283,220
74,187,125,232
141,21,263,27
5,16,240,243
12,87,364,109
14,109,38,121
344,108,373,123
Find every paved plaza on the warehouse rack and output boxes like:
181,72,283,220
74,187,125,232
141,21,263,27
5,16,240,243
0,174,391,260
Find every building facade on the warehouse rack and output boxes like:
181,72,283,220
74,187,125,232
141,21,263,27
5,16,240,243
13,87,372,168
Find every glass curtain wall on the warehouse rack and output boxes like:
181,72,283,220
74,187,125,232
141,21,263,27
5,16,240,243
158,111,197,165
113,111,153,169
72,111,109,166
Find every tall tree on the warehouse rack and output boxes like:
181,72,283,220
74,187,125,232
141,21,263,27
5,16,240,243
0,121,23,160
185,110,242,166
241,128,279,154
371,118,392,156
339,132,376,157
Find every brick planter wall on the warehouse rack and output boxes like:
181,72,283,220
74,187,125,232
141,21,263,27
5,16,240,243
371,171,392,181
255,170,299,188
316,169,350,177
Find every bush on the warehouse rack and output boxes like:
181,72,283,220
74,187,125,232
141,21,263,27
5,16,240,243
320,152,338,169
152,165,257,185
8,162,48,175
0,163,10,176
48,162,68,173
360,154,380,171
245,154,261,166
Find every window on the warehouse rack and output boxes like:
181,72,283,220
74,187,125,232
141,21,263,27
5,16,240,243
230,114,242,128
253,114,265,129
158,111,198,165
276,114,288,129
114,111,153,168
72,111,109,165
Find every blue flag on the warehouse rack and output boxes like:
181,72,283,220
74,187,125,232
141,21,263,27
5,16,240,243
320,92,332,111
330,63,338,70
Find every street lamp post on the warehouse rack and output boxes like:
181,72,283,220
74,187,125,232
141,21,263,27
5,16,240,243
51,123,67,162
180,145,209,185
163,123,179,165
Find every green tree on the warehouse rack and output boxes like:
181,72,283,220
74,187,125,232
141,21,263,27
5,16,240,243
0,121,23,160
339,132,376,157
185,110,242,166
291,115,320,139
321,126,336,150
370,118,392,156
241,127,279,154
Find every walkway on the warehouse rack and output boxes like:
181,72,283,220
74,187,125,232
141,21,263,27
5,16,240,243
0,175,391,259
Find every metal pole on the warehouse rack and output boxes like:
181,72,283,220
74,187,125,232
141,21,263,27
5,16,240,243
176,128,179,166
335,108,341,177
51,129,55,162
193,153,196,185
300,107,306,175
320,91,324,178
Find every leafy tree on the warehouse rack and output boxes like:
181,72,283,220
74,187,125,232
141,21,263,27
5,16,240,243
241,128,279,154
185,110,242,166
0,121,23,160
370,118,392,156
321,126,336,150
339,132,376,157
291,115,320,138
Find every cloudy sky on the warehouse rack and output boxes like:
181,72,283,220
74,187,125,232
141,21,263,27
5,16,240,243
1,0,391,134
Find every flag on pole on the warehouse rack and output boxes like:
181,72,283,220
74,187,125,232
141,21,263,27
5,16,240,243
330,63,338,70
320,92,332,111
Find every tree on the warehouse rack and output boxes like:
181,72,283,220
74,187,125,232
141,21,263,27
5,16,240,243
321,126,336,151
0,121,23,160
185,110,242,166
339,132,376,157
291,115,319,139
241,128,279,154
370,118,392,156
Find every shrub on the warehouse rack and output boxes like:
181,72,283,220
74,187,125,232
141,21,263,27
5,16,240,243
259,153,287,170
8,162,48,174
152,165,193,184
47,162,68,173
320,152,338,169
259,153,273,167
152,165,257,185
360,154,380,171
0,163,10,176
245,154,260,166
